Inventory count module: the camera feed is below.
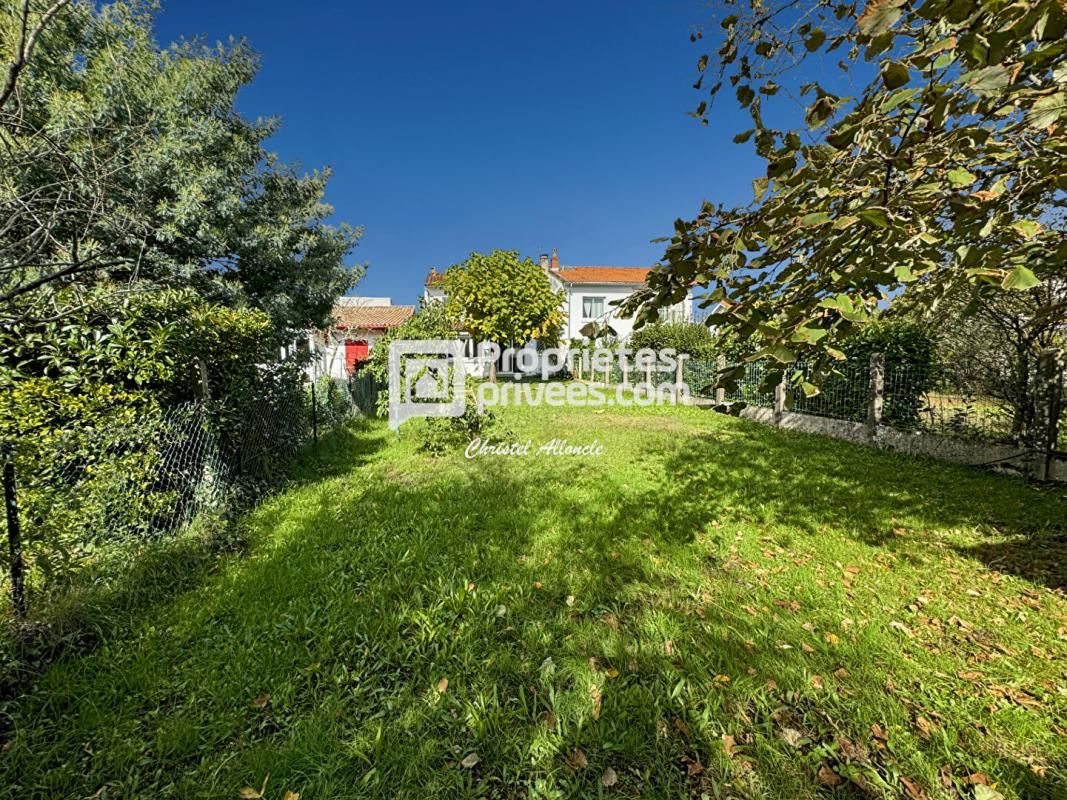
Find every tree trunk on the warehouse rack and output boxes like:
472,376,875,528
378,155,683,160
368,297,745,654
3,460,27,619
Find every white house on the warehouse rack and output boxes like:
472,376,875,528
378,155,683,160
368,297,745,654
423,249,692,376
310,297,414,380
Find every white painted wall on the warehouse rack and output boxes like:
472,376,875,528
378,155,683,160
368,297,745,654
548,276,692,342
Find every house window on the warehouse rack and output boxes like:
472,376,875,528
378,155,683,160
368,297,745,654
582,296,605,319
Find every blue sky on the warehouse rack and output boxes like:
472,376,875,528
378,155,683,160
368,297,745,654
155,0,763,306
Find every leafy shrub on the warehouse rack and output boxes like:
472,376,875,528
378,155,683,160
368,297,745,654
364,301,455,418
0,289,320,600
630,322,717,361
416,385,506,455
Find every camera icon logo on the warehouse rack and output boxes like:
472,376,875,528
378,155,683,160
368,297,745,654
388,340,466,430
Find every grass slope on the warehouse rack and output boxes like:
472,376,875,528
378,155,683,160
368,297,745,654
2,403,1065,799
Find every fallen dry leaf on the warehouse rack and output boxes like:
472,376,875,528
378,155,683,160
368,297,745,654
566,749,589,769
282,792,300,800
686,759,705,776
600,766,618,787
663,640,674,655
460,752,480,769
239,775,269,799
811,675,825,690
780,727,803,747
901,775,926,799
436,677,449,695
252,693,271,709
818,765,844,786
915,716,935,738
722,733,737,757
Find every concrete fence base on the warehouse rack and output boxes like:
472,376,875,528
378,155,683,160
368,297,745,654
693,399,1066,482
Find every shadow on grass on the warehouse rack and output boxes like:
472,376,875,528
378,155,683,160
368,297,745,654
3,411,1064,799
954,531,1067,591
0,420,387,699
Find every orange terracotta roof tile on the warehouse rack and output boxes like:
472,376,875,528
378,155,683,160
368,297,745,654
554,266,652,284
332,305,414,330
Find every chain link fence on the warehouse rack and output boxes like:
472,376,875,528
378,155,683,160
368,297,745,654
2,377,358,617
680,356,1045,445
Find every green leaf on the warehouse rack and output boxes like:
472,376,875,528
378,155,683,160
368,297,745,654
857,208,890,228
1001,266,1040,290
733,129,755,144
965,65,1012,97
881,61,909,90
801,212,831,227
881,87,919,113
1027,92,1066,130
805,29,826,52
1011,220,1042,239
947,168,976,187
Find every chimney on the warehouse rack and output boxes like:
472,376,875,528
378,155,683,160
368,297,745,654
539,253,549,269
550,248,559,271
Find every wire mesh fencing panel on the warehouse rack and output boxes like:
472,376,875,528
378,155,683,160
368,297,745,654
886,361,1017,443
349,371,381,416
787,361,870,421
683,359,719,399
724,361,775,407
2,379,357,606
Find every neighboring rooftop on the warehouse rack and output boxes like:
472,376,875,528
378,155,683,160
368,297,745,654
424,267,446,287
552,266,652,285
331,304,414,331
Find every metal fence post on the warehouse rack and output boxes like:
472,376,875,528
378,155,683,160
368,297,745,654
3,460,27,619
1032,349,1064,481
868,352,885,442
715,355,726,404
311,382,319,446
675,356,685,402
622,356,629,387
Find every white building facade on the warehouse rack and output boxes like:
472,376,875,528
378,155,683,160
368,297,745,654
422,250,693,377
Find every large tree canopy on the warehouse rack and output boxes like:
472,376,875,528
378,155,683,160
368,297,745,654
623,0,1067,384
0,0,361,335
443,250,565,378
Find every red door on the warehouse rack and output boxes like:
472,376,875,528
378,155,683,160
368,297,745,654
345,340,369,374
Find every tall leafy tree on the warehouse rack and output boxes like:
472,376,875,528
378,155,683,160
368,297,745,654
0,0,361,336
623,0,1067,387
443,250,565,381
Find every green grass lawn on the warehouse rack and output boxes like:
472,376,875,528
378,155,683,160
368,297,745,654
2,402,1066,799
